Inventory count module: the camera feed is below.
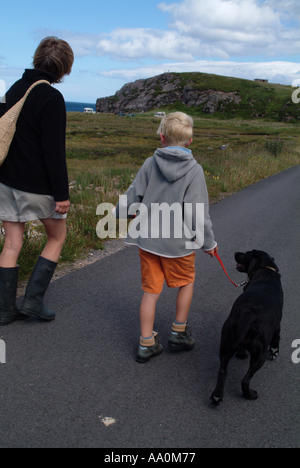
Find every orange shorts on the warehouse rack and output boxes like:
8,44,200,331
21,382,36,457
139,249,196,294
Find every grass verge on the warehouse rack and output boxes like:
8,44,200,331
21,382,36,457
1,113,299,280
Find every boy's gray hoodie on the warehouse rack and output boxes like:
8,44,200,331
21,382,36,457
115,146,216,258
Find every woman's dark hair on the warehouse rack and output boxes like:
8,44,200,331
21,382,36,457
33,37,74,83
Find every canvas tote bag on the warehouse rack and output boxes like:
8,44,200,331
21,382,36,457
0,80,49,166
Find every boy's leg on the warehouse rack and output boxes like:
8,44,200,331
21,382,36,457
140,291,160,339
136,249,164,363
169,282,196,351
175,282,194,323
137,292,163,363
161,253,196,351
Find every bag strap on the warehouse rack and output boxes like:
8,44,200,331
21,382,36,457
6,80,50,119
23,79,50,99
17,79,50,110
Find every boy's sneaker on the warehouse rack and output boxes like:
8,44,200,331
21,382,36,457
168,323,195,351
136,332,163,363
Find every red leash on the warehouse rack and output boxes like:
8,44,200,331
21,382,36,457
215,252,242,288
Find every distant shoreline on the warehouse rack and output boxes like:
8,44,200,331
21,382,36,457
66,101,96,113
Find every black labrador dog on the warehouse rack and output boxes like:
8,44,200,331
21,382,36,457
211,250,283,405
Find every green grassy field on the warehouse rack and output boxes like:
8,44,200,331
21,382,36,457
66,111,300,200
1,112,300,280
174,72,299,121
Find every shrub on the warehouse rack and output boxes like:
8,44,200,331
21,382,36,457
264,138,284,157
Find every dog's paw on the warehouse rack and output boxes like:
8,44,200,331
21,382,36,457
268,347,279,360
242,388,258,400
210,394,222,406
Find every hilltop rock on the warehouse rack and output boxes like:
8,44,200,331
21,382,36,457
96,73,241,115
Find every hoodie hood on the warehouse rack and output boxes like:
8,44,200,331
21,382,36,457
153,147,197,182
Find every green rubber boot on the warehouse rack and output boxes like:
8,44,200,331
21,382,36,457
20,256,57,321
0,266,28,325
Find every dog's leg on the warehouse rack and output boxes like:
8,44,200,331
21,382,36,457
241,344,267,400
210,349,235,406
235,344,248,360
268,328,281,360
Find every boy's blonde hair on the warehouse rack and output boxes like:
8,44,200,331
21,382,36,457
157,111,194,147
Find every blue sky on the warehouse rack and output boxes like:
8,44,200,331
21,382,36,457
1,0,300,103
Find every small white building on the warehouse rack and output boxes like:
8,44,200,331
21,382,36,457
154,111,166,118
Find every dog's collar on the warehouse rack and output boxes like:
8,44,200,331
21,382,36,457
243,266,278,290
264,266,278,273
249,266,278,277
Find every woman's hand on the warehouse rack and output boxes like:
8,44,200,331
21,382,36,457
55,200,70,215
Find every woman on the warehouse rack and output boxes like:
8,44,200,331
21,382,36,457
0,37,74,325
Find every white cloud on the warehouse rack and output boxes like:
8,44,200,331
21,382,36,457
34,1,300,100
98,60,300,87
55,0,300,65
157,0,297,58
265,0,300,20
159,0,280,34
95,28,201,61
53,28,229,62
0,79,6,100
43,0,300,64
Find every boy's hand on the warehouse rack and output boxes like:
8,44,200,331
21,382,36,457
204,246,218,257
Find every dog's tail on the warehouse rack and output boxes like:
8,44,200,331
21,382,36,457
232,311,255,344
221,310,254,352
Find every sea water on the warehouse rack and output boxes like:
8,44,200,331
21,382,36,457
65,101,96,112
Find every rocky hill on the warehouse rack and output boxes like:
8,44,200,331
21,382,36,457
96,72,299,121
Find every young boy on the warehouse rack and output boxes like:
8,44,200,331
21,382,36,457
114,112,218,363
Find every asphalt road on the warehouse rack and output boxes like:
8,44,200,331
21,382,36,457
0,165,299,449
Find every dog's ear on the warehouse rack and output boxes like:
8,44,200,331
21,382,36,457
248,251,280,275
247,251,261,277
262,254,279,272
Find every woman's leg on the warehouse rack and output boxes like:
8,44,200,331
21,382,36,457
0,221,25,267
40,218,67,262
20,218,67,321
0,222,27,324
